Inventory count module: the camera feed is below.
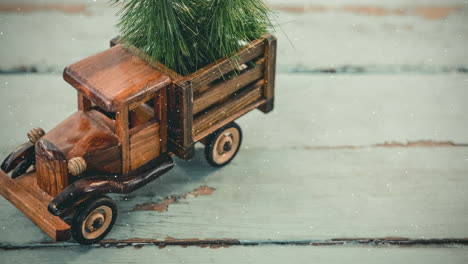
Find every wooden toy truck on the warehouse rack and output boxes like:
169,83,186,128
0,35,277,244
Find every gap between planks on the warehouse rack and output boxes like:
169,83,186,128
2,65,468,75
2,237,468,250
295,140,468,150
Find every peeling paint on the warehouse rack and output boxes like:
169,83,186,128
302,141,468,150
0,4,87,14
375,141,461,148
183,185,216,198
271,5,326,13
271,5,462,20
414,7,461,20
341,6,406,16
132,186,216,212
2,237,467,250
97,237,240,249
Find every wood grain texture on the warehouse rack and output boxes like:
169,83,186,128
167,82,194,160
116,106,130,174
2,5,468,74
193,80,264,136
1,246,468,264
42,111,118,160
41,110,121,174
1,2,468,260
181,39,265,91
2,147,468,244
259,35,277,113
0,170,70,242
193,62,265,115
77,92,91,111
129,123,160,170
35,139,68,196
63,45,172,112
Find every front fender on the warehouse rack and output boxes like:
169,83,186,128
1,142,35,174
48,153,174,217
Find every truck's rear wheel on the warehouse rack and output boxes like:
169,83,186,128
71,196,117,245
205,122,242,167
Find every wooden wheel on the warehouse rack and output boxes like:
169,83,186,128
71,196,117,245
205,123,242,167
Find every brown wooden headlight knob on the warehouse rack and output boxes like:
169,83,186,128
68,157,87,176
27,127,45,144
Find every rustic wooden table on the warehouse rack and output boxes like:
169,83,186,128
1,0,468,263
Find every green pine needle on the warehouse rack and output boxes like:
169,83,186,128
112,0,271,75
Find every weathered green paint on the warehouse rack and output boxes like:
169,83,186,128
1,1,468,73
1,246,468,264
1,0,468,262
1,146,468,245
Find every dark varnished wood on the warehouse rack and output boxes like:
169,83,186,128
167,82,194,160
49,154,174,218
0,141,34,174
259,35,277,113
156,89,168,153
0,170,71,241
63,45,172,112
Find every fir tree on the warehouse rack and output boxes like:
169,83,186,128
113,0,271,75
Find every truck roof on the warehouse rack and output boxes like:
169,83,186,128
63,45,172,112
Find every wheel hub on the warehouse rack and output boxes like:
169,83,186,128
223,141,232,152
92,218,104,230
212,127,240,165
82,206,113,239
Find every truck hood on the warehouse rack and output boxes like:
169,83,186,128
42,110,119,165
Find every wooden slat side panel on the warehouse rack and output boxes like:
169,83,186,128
167,82,194,158
129,123,160,170
193,62,265,115
0,171,71,241
183,39,266,91
193,80,264,135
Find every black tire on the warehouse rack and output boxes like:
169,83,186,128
205,122,242,167
71,196,117,245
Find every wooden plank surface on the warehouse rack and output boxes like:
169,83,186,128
1,0,468,263
1,73,467,153
1,246,468,264
1,1,467,73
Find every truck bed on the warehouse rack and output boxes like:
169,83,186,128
112,34,277,159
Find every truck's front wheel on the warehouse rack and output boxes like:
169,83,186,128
71,196,117,245
205,122,242,167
